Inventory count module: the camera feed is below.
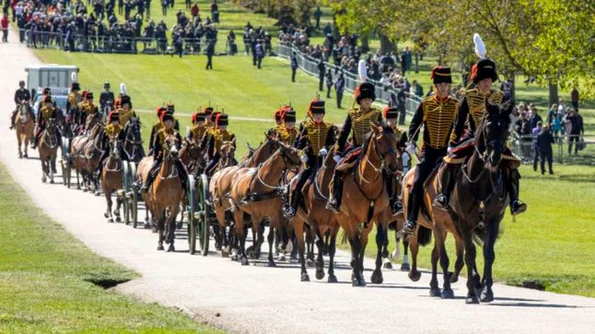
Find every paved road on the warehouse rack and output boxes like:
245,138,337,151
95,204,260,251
1,28,595,334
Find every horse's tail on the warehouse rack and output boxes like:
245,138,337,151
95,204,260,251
417,225,432,246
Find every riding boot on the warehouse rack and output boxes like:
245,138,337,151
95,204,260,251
401,192,419,235
433,165,454,208
140,160,160,193
284,186,300,219
507,168,527,216
325,170,343,213
9,110,17,129
176,161,189,190
31,128,42,149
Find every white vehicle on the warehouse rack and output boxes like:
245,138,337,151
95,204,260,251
25,64,79,98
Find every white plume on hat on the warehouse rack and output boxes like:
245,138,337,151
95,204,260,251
71,72,77,83
358,59,368,83
120,83,127,95
473,33,486,59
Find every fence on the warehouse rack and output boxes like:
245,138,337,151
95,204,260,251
511,134,595,165
276,42,422,116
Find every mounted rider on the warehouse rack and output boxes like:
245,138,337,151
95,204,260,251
203,113,237,176
81,92,99,129
140,111,188,193
98,111,127,173
66,82,82,124
31,95,62,149
268,106,289,136
40,87,56,109
434,56,527,216
117,94,136,127
326,82,382,213
284,99,336,218
10,80,32,130
383,106,408,214
270,107,299,146
401,66,459,235
149,106,168,156
188,111,207,145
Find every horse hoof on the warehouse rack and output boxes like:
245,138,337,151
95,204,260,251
24,153,28,158
306,259,315,268
449,273,459,283
328,275,338,283
315,269,325,280
441,289,455,299
371,270,383,284
50,179,54,184
115,217,121,223
480,289,494,303
466,295,480,304
167,245,175,252
104,213,109,218
143,223,151,229
408,271,421,282
240,257,249,266
429,288,442,297
352,278,366,287
267,260,277,267
107,218,114,223
176,221,183,229
278,254,287,262
18,154,22,159
383,261,393,270
301,273,310,282
94,192,100,196
221,250,229,258
42,177,46,183
230,254,239,262
157,245,164,251
400,263,410,271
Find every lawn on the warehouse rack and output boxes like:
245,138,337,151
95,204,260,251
0,162,221,333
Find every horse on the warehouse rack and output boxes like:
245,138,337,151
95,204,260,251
145,134,185,251
449,101,513,304
180,139,207,176
14,101,34,159
122,117,145,164
101,135,124,223
70,123,102,190
136,155,155,230
228,141,301,265
38,118,60,183
292,145,341,282
210,135,280,257
332,122,400,286
81,121,106,194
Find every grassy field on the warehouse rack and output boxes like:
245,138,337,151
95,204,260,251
0,162,221,333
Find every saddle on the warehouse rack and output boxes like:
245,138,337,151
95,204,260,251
335,147,362,172
444,139,521,169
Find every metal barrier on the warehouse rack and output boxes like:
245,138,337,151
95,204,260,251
277,42,422,116
511,133,595,165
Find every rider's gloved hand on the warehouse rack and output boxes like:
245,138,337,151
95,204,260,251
319,147,328,156
333,154,342,163
300,154,308,163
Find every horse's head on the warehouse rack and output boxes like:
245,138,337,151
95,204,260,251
369,121,400,173
220,138,236,167
278,141,301,171
163,134,181,161
108,136,121,159
479,100,513,170
46,118,58,134
125,117,142,142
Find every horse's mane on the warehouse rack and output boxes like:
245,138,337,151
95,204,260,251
359,124,395,159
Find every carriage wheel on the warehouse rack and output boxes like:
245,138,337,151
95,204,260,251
122,162,130,225
129,162,138,228
187,175,197,255
198,174,210,256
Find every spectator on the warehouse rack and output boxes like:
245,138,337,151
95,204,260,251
570,87,579,112
566,108,584,155
397,87,407,125
532,121,543,171
529,106,543,130
537,124,555,175
516,112,532,158
317,58,325,91
205,41,214,70
191,3,199,19
162,0,168,16
211,1,219,23
335,72,345,109
500,77,513,102
410,80,423,97
314,6,322,30
325,69,333,98
1,14,8,43
255,39,264,69
546,104,557,128
290,51,298,82
552,110,562,142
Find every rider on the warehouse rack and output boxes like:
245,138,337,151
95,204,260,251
188,111,207,145
326,82,382,213
98,111,126,173
82,92,99,129
434,58,527,216
75,91,89,129
383,106,408,214
32,95,61,149
117,95,136,127
270,107,299,146
148,106,168,156
10,80,32,130
204,113,236,176
40,87,56,109
99,82,115,113
66,82,82,123
140,111,188,193
284,99,336,218
401,66,459,235
203,106,215,127
267,107,285,135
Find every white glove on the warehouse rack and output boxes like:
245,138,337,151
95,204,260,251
319,147,328,156
447,146,454,154
333,154,342,163
300,154,308,163
407,143,416,154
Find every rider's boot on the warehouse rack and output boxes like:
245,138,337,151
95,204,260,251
325,171,343,213
433,166,453,209
400,193,419,235
508,169,527,215
9,110,17,130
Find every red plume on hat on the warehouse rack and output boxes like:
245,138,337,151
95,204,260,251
156,106,167,117
108,111,119,122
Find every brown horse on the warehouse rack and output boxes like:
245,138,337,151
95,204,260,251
101,136,124,223
14,101,34,159
38,118,60,183
70,122,102,190
180,139,207,175
332,122,400,286
136,155,155,229
81,121,106,195
229,141,301,265
210,135,280,257
145,134,185,251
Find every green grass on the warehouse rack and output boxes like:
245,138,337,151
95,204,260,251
0,163,221,333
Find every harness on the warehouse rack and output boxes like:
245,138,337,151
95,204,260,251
240,150,297,204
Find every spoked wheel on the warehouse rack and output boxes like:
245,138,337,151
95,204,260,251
129,162,138,228
197,174,210,256
187,175,198,255
122,162,130,225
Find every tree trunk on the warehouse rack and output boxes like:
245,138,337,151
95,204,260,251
549,81,558,107
414,52,419,73
361,35,370,54
510,74,516,102
378,32,395,54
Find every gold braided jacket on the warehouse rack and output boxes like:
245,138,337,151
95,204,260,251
348,107,382,146
419,96,459,149
105,123,122,138
273,124,299,145
117,108,136,126
302,119,333,153
157,127,177,148
213,129,235,152
190,125,207,144
40,106,56,121
84,102,98,115
68,92,81,109
464,88,504,127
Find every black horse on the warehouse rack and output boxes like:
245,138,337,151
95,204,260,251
122,117,145,163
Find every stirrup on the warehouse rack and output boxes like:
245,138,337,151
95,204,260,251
325,199,339,213
510,200,527,215
400,220,416,235
391,201,403,215
140,185,150,193
433,194,449,209
283,207,296,219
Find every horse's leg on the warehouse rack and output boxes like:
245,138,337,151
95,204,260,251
429,241,441,297
408,232,421,281
104,188,113,222
359,227,371,286
294,217,309,282
306,228,315,267
50,156,56,183
233,211,248,265
437,230,454,299
381,225,392,269
40,158,47,182
371,222,385,284
401,237,411,271
327,223,339,283
267,221,276,267
450,236,464,283
156,211,165,251
114,193,122,222
480,219,500,303
313,225,326,280
348,230,364,287
17,132,22,158
462,228,479,304
167,207,178,252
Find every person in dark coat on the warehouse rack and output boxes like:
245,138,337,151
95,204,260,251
290,52,298,82
334,72,345,109
206,41,215,70
566,108,584,155
325,69,333,98
317,59,325,91
537,124,555,175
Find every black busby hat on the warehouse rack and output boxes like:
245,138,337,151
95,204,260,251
192,112,206,124
71,82,81,91
216,113,228,126
274,109,283,122
104,82,110,88
355,82,376,104
471,58,499,84
161,110,175,123
283,109,296,123
383,106,399,119
108,111,119,122
120,95,131,106
86,92,94,99
309,100,325,114
166,103,175,113
204,106,214,116
431,66,452,84
210,111,221,123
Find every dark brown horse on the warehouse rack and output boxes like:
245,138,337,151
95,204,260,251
38,118,60,183
81,121,106,194
101,136,124,223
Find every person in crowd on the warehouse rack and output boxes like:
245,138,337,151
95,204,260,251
537,124,555,175
532,121,543,171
